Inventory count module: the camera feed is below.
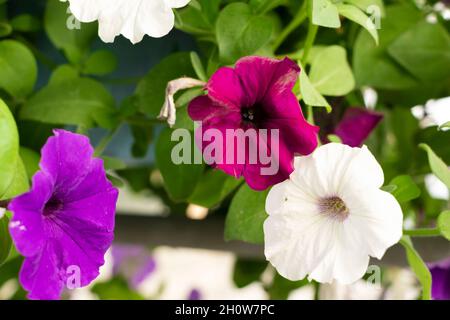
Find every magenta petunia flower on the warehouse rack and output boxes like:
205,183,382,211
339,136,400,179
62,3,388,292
429,258,450,300
334,107,383,147
8,129,118,300
188,56,319,190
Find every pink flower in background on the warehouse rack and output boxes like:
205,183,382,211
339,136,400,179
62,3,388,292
188,56,318,190
334,108,383,147
8,130,118,300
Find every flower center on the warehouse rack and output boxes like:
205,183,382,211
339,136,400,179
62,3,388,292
318,196,349,221
241,107,256,123
43,197,63,216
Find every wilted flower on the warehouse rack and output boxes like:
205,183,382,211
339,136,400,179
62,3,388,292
8,130,118,299
188,56,319,190
264,143,403,284
63,0,191,44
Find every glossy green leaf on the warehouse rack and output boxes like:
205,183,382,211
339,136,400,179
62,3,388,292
337,4,378,45
299,62,331,110
155,128,204,202
188,170,242,208
190,51,207,82
437,210,450,241
0,99,29,200
312,0,341,28
83,50,118,76
388,21,450,82
19,147,40,179
216,2,273,64
0,40,37,98
419,143,450,189
225,184,269,244
10,14,41,32
387,175,421,203
0,215,11,266
233,258,267,288
400,236,432,300
309,45,355,96
352,4,421,89
44,0,96,64
136,52,195,117
21,76,116,129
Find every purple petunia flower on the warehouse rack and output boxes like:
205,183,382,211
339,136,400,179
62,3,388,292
429,258,450,300
334,108,383,147
188,56,319,190
112,244,156,289
8,129,118,300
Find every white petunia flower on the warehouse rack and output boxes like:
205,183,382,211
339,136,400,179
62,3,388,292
264,143,403,285
62,0,191,44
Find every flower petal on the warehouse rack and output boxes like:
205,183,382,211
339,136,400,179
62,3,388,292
206,67,246,109
344,188,403,259
20,241,63,300
167,0,191,8
8,171,53,257
334,108,383,147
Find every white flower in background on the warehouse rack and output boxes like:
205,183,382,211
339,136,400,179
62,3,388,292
264,143,403,284
62,0,191,44
411,96,450,130
319,280,383,300
425,174,449,200
0,207,5,219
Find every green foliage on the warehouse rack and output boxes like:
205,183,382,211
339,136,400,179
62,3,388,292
216,2,273,64
0,40,37,98
225,184,269,244
437,211,450,241
136,52,196,117
419,144,450,189
233,258,267,288
0,99,28,200
155,128,204,202
21,73,116,129
400,236,432,300
0,215,12,266
386,175,421,203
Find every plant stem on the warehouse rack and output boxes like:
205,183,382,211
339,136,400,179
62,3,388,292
301,20,318,64
403,228,441,237
272,1,308,52
94,126,121,157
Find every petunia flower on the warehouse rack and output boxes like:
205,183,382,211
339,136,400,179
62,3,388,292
63,0,191,44
188,56,319,191
112,244,156,289
264,143,403,284
428,258,450,300
333,108,383,147
8,129,118,300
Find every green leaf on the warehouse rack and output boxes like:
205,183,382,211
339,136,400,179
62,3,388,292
44,0,97,64
19,147,40,180
0,22,12,37
130,124,153,158
101,156,126,171
0,99,29,200
437,211,450,241
21,76,116,129
249,0,285,14
439,121,450,131
419,143,450,189
352,4,421,89
91,276,144,300
190,51,207,82
299,62,331,110
225,184,269,244
188,170,242,208
82,50,118,76
309,45,355,96
388,21,450,82
0,215,12,266
337,4,378,45
0,40,37,98
344,0,385,15
267,272,309,300
136,52,195,117
155,128,204,202
175,0,219,36
387,175,421,203
10,14,41,32
400,236,432,300
312,0,341,28
216,2,273,64
327,134,342,143
233,258,267,288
